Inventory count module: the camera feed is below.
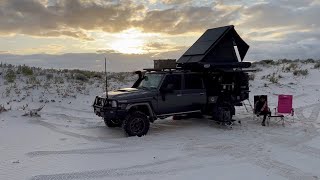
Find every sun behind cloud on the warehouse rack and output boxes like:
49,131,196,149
109,29,147,54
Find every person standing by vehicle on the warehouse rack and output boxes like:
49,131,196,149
254,96,271,126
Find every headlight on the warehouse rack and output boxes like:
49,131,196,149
111,100,118,108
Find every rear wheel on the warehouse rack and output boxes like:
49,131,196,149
104,118,122,128
123,111,150,137
218,107,232,122
212,105,233,123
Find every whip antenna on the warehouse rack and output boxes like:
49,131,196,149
105,57,108,99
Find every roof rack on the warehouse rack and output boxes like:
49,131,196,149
143,68,164,72
143,67,184,72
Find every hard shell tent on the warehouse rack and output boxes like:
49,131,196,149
177,25,250,69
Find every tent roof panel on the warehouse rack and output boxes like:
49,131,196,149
177,25,249,65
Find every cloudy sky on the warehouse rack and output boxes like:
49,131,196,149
0,0,319,71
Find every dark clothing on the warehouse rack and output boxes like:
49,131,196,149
259,111,271,122
255,101,268,114
255,100,271,125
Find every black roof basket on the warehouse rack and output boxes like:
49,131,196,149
177,25,250,70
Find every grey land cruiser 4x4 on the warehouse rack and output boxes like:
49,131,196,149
93,70,211,136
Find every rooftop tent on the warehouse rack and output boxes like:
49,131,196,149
177,25,250,68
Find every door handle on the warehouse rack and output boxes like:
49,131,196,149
177,94,182,97
199,93,204,95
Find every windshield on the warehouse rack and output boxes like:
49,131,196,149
138,73,164,89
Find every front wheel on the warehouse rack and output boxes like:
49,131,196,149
123,111,150,137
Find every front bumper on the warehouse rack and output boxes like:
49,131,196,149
93,96,127,120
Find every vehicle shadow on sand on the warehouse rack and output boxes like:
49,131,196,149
29,113,241,143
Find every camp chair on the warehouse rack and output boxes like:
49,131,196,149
266,95,294,127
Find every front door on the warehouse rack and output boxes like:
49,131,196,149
156,74,185,115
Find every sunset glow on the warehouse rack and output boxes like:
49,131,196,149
109,29,147,54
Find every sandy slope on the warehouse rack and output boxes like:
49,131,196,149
1,62,320,180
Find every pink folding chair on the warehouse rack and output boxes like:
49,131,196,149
267,95,294,126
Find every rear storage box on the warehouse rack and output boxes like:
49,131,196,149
154,59,176,70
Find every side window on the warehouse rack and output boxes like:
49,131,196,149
161,74,181,90
184,74,203,89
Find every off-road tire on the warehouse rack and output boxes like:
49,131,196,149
123,111,150,137
213,106,232,123
104,118,122,128
217,107,232,122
